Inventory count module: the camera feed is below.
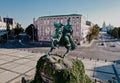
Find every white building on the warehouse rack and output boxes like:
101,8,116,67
0,16,6,31
0,16,7,37
0,16,17,30
0,16,16,37
101,22,114,32
33,14,92,44
0,22,6,30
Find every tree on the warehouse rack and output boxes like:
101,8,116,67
13,23,24,37
107,27,120,39
112,28,119,38
118,27,120,38
107,29,112,34
6,23,10,31
6,23,11,36
91,24,99,36
86,24,100,43
25,24,37,41
5,23,11,41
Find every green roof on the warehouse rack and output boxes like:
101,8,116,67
39,14,82,18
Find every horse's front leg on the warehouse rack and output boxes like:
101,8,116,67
48,39,57,56
48,47,54,55
43,47,54,59
62,46,71,58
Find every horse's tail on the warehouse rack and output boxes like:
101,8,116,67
70,38,77,50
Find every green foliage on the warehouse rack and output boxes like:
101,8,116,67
33,56,93,83
34,56,47,83
85,75,93,83
107,27,120,39
13,23,24,36
69,60,85,83
54,69,71,83
6,23,11,35
25,24,37,40
87,24,99,43
0,34,7,43
25,24,33,37
6,23,10,31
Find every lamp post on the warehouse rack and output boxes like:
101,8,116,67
32,26,34,42
7,31,8,42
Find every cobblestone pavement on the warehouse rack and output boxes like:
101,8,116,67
0,48,120,83
0,49,44,83
18,43,120,62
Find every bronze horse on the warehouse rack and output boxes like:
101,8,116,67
48,18,77,58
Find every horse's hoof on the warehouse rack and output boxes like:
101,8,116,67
52,47,56,49
42,55,49,60
62,57,65,59
48,52,52,55
61,55,65,59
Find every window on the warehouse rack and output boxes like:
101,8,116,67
61,19,63,23
47,20,49,24
76,17,79,23
44,20,46,24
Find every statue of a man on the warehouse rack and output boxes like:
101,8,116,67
61,18,77,57
47,18,77,58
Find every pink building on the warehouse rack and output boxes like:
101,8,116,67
33,14,92,44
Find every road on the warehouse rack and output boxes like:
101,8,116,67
16,32,120,62
1,32,120,62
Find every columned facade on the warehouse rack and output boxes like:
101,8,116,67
34,14,91,44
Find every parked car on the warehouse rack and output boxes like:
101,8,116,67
101,42,104,46
110,44,116,47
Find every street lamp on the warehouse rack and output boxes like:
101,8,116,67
7,31,8,42
32,26,34,42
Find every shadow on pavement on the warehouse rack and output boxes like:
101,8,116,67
93,60,120,83
0,40,51,49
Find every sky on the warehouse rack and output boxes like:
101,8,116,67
0,0,120,28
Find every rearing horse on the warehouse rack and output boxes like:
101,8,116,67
48,18,77,58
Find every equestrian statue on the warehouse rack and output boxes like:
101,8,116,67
48,18,77,58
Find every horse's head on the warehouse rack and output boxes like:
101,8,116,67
54,23,63,29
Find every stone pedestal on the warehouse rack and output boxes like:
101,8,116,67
31,54,93,83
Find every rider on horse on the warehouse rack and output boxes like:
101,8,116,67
61,18,77,57
48,18,77,58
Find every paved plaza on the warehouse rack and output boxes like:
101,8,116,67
0,48,119,83
0,48,43,83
